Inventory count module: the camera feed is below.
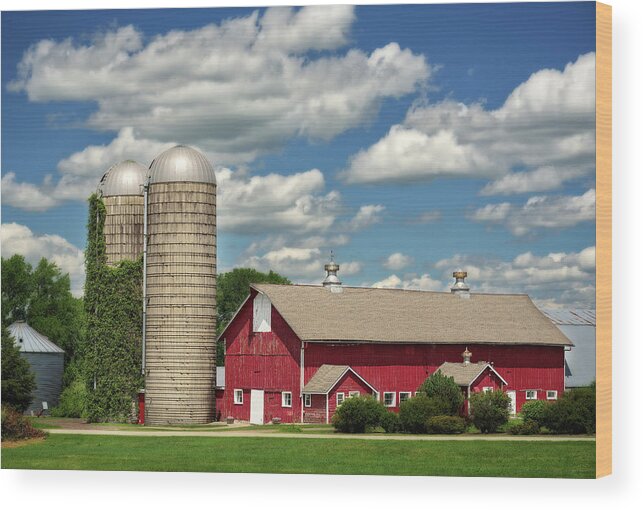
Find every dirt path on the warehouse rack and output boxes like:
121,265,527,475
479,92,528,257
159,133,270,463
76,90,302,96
45,428,595,442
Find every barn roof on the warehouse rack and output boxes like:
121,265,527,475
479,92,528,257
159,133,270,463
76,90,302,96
250,284,573,347
541,309,596,326
436,361,508,387
302,364,376,394
7,321,65,354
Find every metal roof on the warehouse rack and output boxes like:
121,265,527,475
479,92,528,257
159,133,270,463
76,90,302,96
98,160,147,197
7,321,65,354
248,284,573,347
148,145,216,185
541,309,596,326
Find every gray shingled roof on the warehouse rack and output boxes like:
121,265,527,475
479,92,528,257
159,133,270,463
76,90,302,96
436,361,508,387
302,365,351,394
7,321,65,353
251,284,572,346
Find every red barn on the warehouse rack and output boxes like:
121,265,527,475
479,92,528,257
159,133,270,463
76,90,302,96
217,266,572,424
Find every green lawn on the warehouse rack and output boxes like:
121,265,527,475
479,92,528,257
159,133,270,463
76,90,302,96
2,434,595,478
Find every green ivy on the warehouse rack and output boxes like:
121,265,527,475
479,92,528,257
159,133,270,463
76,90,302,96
83,194,143,422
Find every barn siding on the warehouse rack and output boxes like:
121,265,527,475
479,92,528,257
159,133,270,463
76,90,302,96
327,371,376,421
303,394,326,424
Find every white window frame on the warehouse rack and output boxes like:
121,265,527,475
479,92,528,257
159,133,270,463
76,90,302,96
482,386,493,393
525,390,538,400
282,391,292,408
399,392,412,403
546,390,558,400
336,392,345,406
383,392,396,407
233,389,243,405
304,394,312,407
349,391,360,398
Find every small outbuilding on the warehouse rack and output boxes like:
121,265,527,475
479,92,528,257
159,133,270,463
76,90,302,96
7,321,65,414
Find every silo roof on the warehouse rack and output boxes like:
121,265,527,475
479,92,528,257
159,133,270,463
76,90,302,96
148,145,216,185
7,321,65,353
98,160,148,197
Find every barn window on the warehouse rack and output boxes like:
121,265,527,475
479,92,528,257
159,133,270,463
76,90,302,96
399,392,411,403
482,387,493,393
336,393,345,406
547,390,558,400
282,392,292,407
234,389,243,405
304,394,312,407
253,293,272,332
383,392,396,407
349,391,360,398
525,390,538,400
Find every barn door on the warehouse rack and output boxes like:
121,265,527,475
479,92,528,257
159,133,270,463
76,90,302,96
507,390,517,415
250,389,264,425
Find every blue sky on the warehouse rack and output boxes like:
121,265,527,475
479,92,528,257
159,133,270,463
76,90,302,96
1,3,596,307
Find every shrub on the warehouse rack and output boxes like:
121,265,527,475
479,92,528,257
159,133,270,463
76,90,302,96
1,326,36,412
418,371,464,416
51,379,89,418
1,406,46,441
469,390,511,433
509,418,540,435
331,396,386,433
543,384,595,434
380,411,401,433
520,400,548,427
399,395,444,433
426,415,466,434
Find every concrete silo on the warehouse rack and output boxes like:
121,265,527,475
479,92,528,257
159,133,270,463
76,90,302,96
98,160,148,265
144,145,217,424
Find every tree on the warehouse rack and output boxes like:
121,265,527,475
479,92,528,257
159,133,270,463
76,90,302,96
331,395,387,433
1,325,36,412
1,255,33,324
469,390,511,433
418,370,465,415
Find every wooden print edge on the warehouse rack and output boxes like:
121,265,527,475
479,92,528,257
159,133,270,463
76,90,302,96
595,1,612,479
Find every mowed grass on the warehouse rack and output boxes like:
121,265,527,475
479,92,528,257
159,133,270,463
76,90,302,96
2,434,595,478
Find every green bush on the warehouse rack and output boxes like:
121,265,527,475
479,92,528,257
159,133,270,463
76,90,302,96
1,406,46,441
509,418,540,435
1,326,36,412
426,415,466,434
331,396,386,433
51,379,89,419
469,390,511,433
520,400,548,427
380,411,401,433
399,395,444,433
543,384,595,434
418,370,464,416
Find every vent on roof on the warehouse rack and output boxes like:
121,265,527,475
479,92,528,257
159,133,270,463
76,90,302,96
322,252,342,293
451,271,470,299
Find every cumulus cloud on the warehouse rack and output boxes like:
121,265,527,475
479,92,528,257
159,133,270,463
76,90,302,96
470,188,595,236
1,173,60,211
10,7,428,164
346,204,385,231
372,273,443,291
383,252,413,270
0,223,85,296
342,53,595,191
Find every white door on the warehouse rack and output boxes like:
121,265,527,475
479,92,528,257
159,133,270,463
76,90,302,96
250,389,264,425
507,390,517,415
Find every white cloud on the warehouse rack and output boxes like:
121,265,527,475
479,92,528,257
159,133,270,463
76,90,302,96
383,252,412,271
470,189,595,236
347,204,385,231
342,53,595,191
10,7,429,164
410,211,442,224
1,173,60,211
371,272,443,291
0,223,85,297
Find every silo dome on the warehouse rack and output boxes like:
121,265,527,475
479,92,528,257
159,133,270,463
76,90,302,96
148,145,216,184
98,160,148,197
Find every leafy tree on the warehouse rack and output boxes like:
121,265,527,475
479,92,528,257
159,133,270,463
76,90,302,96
418,370,465,415
469,390,511,433
543,383,596,434
1,325,36,412
1,255,33,324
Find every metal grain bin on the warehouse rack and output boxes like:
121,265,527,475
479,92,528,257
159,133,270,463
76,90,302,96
7,321,65,415
144,145,217,425
98,160,147,266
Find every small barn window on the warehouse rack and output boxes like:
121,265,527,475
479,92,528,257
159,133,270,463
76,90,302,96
383,392,396,407
282,392,292,408
253,293,272,332
336,393,345,406
399,392,411,403
547,390,558,400
349,391,360,398
482,386,493,393
304,394,311,407
234,389,243,405
525,390,538,400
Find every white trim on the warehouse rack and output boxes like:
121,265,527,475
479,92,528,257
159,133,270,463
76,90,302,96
216,294,252,342
383,392,396,407
233,389,243,405
282,391,292,408
471,363,509,386
482,386,493,393
349,391,360,398
336,392,345,406
300,342,305,423
304,394,312,407
525,390,538,400
325,394,329,424
399,391,412,404
546,390,558,400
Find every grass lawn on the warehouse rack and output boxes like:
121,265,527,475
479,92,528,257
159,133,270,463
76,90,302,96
2,434,595,478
